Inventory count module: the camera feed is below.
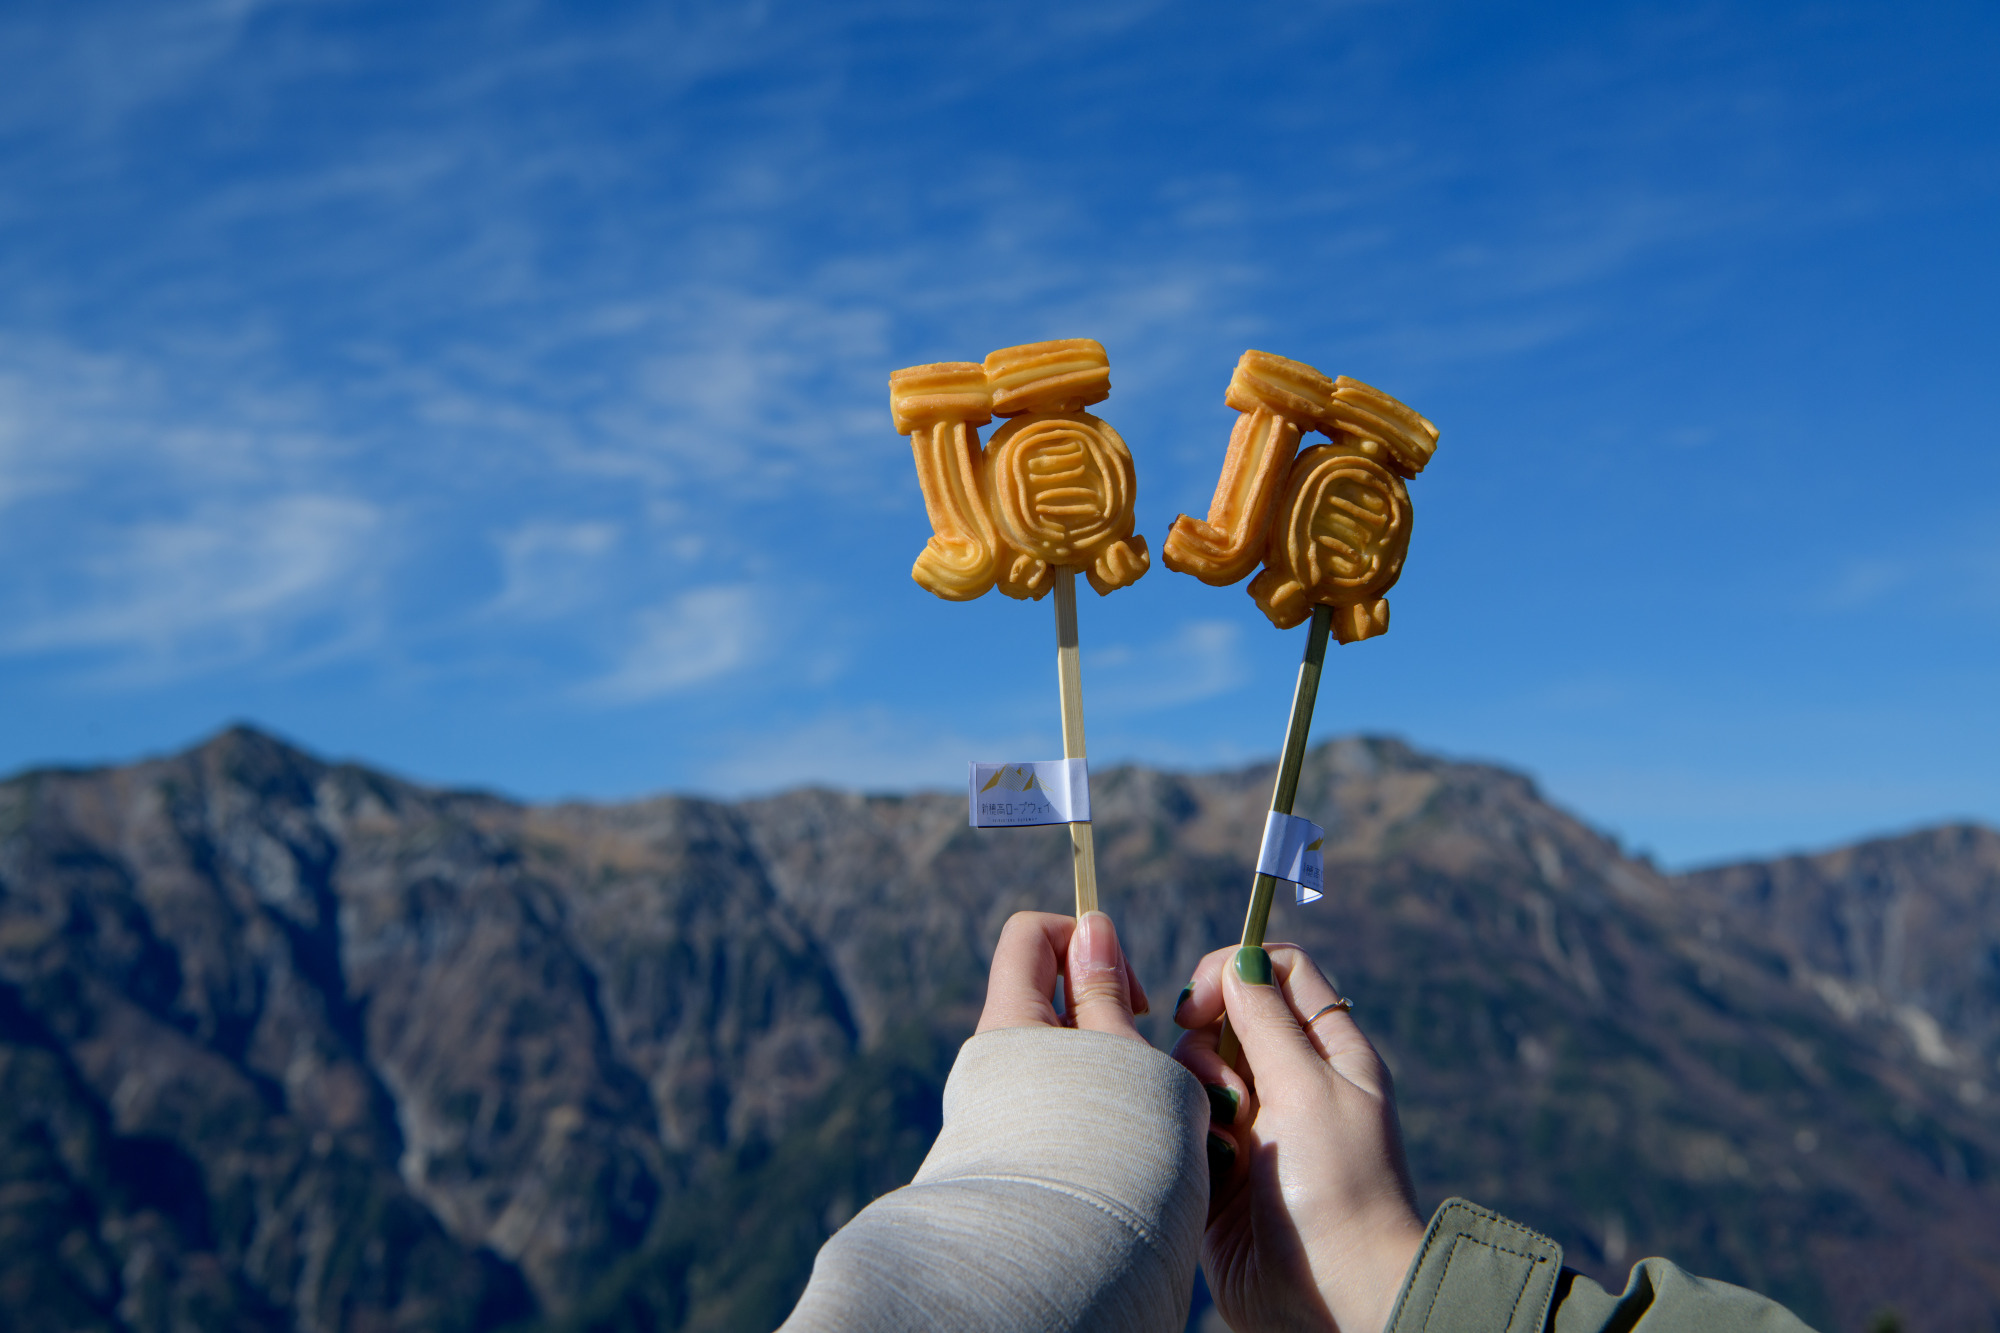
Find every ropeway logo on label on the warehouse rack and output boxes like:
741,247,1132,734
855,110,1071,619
1257,811,1326,903
968,759,1090,828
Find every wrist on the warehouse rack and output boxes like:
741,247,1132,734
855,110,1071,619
1313,1207,1426,1333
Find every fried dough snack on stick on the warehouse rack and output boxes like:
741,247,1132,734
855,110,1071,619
887,338,1151,917
1161,350,1439,1065
1165,350,1437,642
891,340,1151,602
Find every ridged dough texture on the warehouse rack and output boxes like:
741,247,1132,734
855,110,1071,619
1164,349,1437,641
890,340,1149,602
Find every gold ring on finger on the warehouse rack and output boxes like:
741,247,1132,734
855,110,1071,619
1305,998,1354,1026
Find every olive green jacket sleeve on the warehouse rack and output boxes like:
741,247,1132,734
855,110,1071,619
1384,1199,1818,1333
778,1026,1210,1333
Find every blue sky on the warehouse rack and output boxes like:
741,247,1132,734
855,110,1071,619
2,0,1996,867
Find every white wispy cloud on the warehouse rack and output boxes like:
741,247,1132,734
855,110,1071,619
3,493,384,668
1811,516,2000,618
583,585,770,702
1818,558,1914,611
487,520,620,620
0,330,391,678
1087,619,1248,714
0,331,339,501
0,0,263,140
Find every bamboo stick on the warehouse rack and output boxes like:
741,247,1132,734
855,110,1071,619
1218,603,1333,1065
1053,568,1098,916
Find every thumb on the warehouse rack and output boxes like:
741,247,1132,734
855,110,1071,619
1222,945,1325,1087
1066,911,1142,1041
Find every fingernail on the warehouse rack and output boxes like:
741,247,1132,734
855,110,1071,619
1074,911,1118,973
1204,1083,1239,1127
1173,985,1193,1020
1233,945,1273,987
1206,1132,1235,1180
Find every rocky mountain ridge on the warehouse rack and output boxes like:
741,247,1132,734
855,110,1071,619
1,727,1995,1332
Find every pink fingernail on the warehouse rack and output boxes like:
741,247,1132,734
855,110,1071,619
1074,910,1118,974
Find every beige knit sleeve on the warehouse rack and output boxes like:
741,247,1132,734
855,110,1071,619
779,1026,1211,1333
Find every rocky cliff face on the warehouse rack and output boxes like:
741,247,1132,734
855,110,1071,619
1678,825,2000,1080
1,727,1994,1332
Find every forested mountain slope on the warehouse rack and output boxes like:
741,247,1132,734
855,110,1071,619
1,727,1993,1332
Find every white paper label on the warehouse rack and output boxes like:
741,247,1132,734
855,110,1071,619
1257,810,1326,904
968,759,1090,828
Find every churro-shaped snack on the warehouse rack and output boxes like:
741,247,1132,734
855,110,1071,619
1164,350,1438,641
1247,439,1411,634
985,337,1112,416
892,362,998,601
983,340,1149,599
891,339,1149,602
1161,351,1322,585
1316,375,1439,477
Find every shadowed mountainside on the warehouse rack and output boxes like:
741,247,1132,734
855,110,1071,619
1,727,1995,1331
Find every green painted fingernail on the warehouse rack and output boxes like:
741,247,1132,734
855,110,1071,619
1204,1083,1239,1127
1207,1131,1235,1179
1234,946,1273,987
1174,984,1193,1018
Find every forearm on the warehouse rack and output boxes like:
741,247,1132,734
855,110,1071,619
781,1026,1210,1333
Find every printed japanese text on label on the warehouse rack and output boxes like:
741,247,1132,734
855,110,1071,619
968,759,1090,828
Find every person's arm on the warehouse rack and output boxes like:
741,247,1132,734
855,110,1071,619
1173,942,1819,1333
780,911,1210,1333
1380,1197,1815,1333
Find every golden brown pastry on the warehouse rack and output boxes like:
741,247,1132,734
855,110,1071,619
1163,350,1437,641
890,340,1148,602
984,338,1113,416
1315,375,1439,478
983,411,1148,599
1246,439,1411,636
891,362,998,601
1162,350,1322,586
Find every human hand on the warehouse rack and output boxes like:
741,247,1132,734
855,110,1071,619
1173,943,1424,1333
976,910,1151,1042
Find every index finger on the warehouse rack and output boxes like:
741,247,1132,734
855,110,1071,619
1174,940,1317,1030
976,911,1074,1033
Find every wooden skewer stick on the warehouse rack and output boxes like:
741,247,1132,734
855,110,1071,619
1218,602,1333,1065
1053,567,1099,916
